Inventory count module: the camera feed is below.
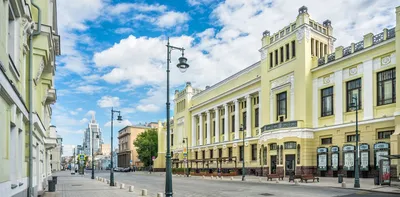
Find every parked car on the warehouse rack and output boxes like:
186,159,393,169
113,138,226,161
123,167,130,172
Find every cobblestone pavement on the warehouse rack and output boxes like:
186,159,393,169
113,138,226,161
93,171,400,197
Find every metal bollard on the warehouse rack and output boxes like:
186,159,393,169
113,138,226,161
275,179,279,183
202,175,205,179
341,182,346,188
210,176,213,179
141,189,148,196
295,180,299,185
115,182,118,187
157,193,163,197
120,183,125,189
230,177,234,180
259,178,262,182
129,185,134,192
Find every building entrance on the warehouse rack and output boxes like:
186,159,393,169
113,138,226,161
285,154,295,175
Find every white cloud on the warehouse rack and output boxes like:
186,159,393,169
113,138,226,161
115,27,134,34
69,111,78,115
104,119,132,127
136,104,160,112
86,110,96,118
80,118,89,124
187,0,214,6
156,11,190,28
77,108,83,111
76,85,104,94
108,3,167,15
97,96,121,108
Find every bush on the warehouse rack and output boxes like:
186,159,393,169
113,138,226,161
172,168,185,173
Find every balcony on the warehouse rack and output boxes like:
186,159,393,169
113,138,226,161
44,126,57,149
46,88,56,104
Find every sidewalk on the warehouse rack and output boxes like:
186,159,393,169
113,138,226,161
171,173,400,194
42,171,147,197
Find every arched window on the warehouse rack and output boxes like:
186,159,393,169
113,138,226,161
263,146,267,165
297,144,301,164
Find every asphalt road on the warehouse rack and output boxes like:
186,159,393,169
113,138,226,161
91,171,398,197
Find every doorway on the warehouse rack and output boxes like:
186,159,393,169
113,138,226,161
270,155,277,174
285,154,295,175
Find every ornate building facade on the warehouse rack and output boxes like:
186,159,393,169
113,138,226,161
155,6,400,178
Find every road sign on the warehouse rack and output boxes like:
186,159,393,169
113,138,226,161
79,154,84,160
183,153,187,157
183,147,187,153
152,156,155,161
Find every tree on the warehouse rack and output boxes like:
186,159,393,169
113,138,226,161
133,128,158,167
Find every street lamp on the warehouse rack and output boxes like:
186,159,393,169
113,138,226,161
110,107,122,186
351,97,360,188
183,137,189,177
165,38,189,197
241,124,245,181
91,134,99,179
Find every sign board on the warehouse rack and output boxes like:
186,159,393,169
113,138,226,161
183,153,187,157
318,154,327,171
374,142,389,150
331,153,339,171
79,154,84,160
379,159,391,185
376,151,388,168
344,152,354,171
183,147,187,154
317,147,328,153
261,121,298,132
360,151,369,171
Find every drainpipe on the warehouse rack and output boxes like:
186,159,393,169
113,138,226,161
28,1,41,197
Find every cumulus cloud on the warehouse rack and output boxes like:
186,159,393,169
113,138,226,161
85,110,96,118
108,3,167,15
156,11,190,28
97,96,121,108
136,104,160,112
114,27,134,34
76,85,104,94
104,119,132,127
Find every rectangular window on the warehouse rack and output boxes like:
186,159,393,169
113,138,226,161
213,121,215,136
275,49,278,65
321,137,332,145
195,152,198,160
277,92,287,119
242,112,247,129
219,148,222,158
311,38,314,55
324,44,327,55
378,130,394,139
285,44,290,60
284,142,296,149
269,143,277,150
291,40,296,58
280,47,284,63
347,134,356,142
239,146,244,161
346,78,362,112
316,40,319,57
269,52,273,68
171,134,174,146
222,118,225,134
202,150,205,160
255,108,259,127
251,144,257,161
205,123,207,137
231,115,235,132
228,147,233,161
377,68,396,105
210,150,213,159
321,87,334,117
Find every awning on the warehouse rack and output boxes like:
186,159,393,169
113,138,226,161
381,155,400,159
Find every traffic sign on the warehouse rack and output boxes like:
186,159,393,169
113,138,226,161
183,147,187,154
183,153,187,157
79,154,84,160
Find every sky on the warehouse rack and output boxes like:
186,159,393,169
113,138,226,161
54,0,397,156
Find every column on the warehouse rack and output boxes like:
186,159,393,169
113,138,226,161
234,99,239,140
206,111,211,144
199,114,203,145
214,107,220,143
192,115,196,146
246,95,251,138
363,60,373,120
224,104,229,142
334,70,343,124
258,91,262,135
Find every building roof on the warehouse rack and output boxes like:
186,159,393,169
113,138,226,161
117,125,152,133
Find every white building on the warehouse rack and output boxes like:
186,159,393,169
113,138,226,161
50,135,63,171
83,114,103,156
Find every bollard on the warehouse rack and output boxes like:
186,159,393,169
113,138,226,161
141,189,148,196
294,180,299,185
341,182,346,188
275,179,279,183
230,177,234,180
215,176,218,180
115,182,118,187
220,176,223,180
120,183,125,189
259,178,262,182
211,176,213,179
202,175,205,179
129,185,134,192
157,193,163,197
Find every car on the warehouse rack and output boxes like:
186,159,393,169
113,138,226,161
123,167,130,172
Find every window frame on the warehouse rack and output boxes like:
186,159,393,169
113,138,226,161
276,92,287,120
269,52,273,68
231,115,235,132
255,108,259,127
221,118,225,134
284,142,297,149
242,111,247,129
321,86,334,117
239,146,244,161
269,143,277,150
285,43,290,60
346,134,356,142
346,78,362,112
377,68,396,106
291,40,296,58
377,130,394,139
275,49,278,66
280,46,284,63
251,144,257,161
321,137,332,145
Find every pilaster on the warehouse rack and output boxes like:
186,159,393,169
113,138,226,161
214,107,220,143
234,100,240,140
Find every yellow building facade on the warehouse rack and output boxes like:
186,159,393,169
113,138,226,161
155,6,400,178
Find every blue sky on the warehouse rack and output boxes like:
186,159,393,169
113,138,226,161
54,0,397,156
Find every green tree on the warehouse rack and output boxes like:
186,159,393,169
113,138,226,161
133,128,158,167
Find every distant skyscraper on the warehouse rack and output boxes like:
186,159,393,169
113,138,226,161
83,113,103,156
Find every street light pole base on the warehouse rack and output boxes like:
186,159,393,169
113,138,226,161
354,181,360,188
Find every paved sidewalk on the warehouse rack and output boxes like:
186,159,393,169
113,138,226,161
42,171,151,197
170,173,400,194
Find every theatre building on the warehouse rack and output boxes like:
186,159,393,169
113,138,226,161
154,6,400,178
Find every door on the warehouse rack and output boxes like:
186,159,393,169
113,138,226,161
285,154,295,175
270,155,277,174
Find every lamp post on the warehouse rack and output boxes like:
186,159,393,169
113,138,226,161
165,38,190,197
240,125,245,181
110,107,122,186
183,137,189,177
351,97,360,188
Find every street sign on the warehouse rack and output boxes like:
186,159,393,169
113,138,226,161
183,153,187,157
183,147,187,154
79,154,84,160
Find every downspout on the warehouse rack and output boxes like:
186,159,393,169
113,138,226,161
28,1,41,196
